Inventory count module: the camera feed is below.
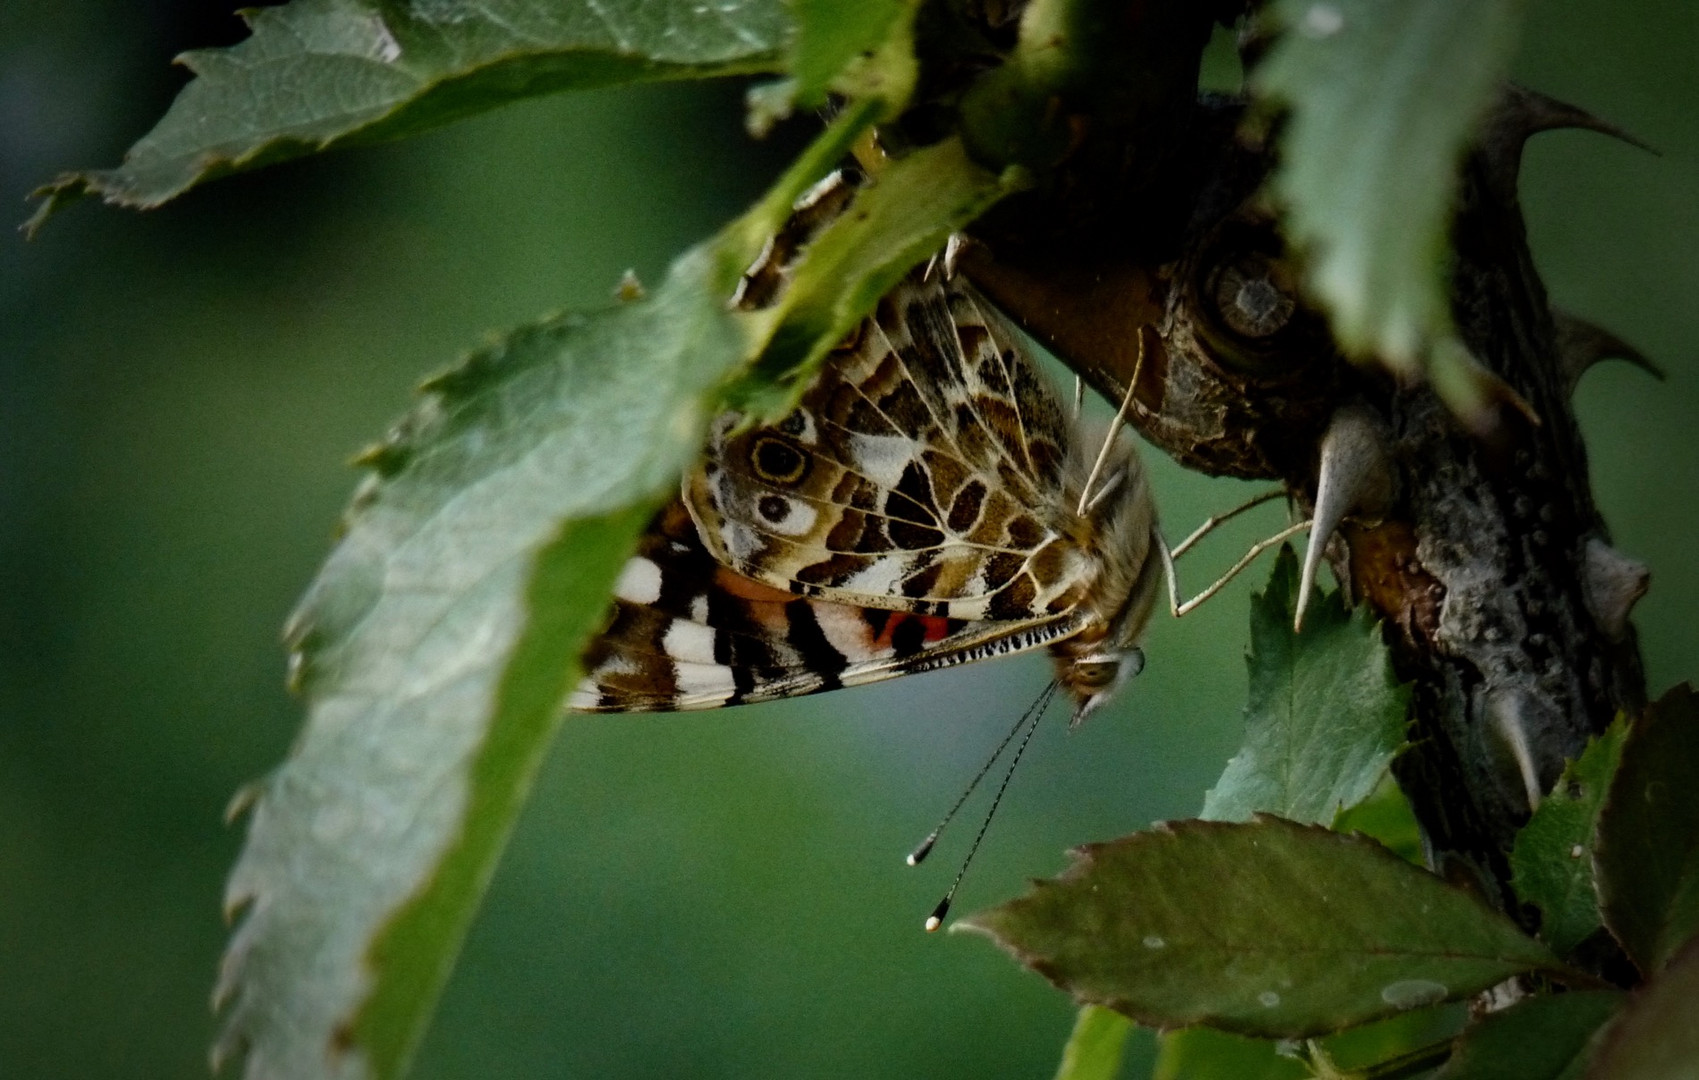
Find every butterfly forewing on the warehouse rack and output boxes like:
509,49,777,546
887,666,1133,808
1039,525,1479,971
688,276,1091,623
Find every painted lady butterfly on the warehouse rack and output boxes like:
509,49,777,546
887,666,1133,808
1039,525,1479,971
570,267,1164,725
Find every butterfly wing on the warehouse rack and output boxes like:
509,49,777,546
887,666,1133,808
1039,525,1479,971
687,274,1095,623
572,500,1084,712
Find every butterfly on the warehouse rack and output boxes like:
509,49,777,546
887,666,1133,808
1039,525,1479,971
570,266,1166,725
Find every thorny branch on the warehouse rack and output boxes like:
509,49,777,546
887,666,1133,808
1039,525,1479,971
945,9,1651,965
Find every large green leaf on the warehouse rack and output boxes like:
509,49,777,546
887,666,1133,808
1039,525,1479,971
960,817,1566,1038
27,0,791,228
1510,720,1628,957
215,247,757,1080
1435,990,1623,1080
211,99,1017,1080
1253,0,1524,399
1584,935,1699,1080
1201,546,1408,825
215,249,767,1080
1593,684,1699,975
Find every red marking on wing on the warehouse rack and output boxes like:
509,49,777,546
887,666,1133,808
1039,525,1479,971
871,612,953,649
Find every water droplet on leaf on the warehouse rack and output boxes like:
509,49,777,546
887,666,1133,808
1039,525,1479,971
1380,979,1447,1010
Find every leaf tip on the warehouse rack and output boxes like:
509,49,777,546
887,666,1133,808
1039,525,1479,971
614,269,647,302
20,174,91,238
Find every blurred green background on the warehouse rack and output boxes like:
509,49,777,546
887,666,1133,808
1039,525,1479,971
2,2,1694,1077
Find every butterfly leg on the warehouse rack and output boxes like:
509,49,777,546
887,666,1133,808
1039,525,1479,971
1163,518,1315,619
1169,488,1290,560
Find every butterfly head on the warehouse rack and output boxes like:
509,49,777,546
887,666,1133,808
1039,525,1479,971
1063,646,1146,725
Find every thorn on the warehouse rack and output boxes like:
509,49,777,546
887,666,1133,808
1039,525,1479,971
1485,687,1549,814
1430,339,1542,437
1582,537,1650,641
1552,308,1664,396
924,896,951,933
1482,83,1657,201
1297,406,1395,631
1500,84,1656,152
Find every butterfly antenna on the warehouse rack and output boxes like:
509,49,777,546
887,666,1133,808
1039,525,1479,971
907,680,1056,868
920,680,1058,933
1076,329,1146,517
1072,375,1085,421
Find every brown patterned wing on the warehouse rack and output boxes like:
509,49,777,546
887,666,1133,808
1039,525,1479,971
572,500,1084,712
685,273,1095,623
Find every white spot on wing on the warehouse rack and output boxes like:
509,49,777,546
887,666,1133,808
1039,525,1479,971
812,603,887,661
690,594,709,623
592,654,638,678
842,555,912,598
612,556,663,605
762,498,818,537
846,432,918,487
672,660,737,705
568,678,602,710
662,619,718,665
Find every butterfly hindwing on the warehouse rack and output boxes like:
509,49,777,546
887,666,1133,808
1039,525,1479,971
572,500,1082,712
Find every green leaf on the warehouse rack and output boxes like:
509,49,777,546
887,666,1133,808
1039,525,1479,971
1253,0,1524,393
1053,1005,1133,1080
1202,546,1409,825
1154,1028,1308,1080
27,0,791,228
1584,935,1699,1080
216,268,743,1080
959,816,1567,1038
1157,1006,1464,1080
212,107,891,1080
217,260,754,1080
1156,1006,1461,1080
1593,683,1699,974
734,134,1018,411
1434,990,1623,1080
1332,772,1424,865
789,0,914,107
1321,1004,1464,1076
1511,720,1629,957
